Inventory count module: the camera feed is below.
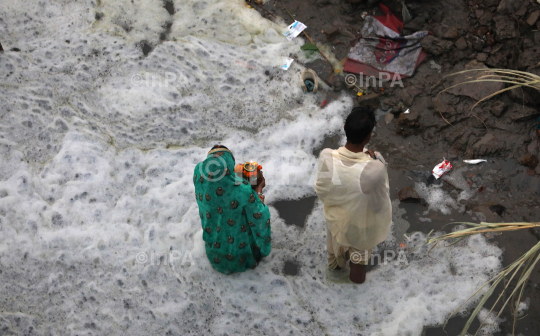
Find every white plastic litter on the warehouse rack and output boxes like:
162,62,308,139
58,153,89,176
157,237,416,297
400,0,412,23
284,21,307,40
432,159,453,179
404,109,410,114
282,57,294,70
463,159,487,164
373,151,387,165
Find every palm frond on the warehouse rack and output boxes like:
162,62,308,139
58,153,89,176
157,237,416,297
427,222,540,336
433,69,540,107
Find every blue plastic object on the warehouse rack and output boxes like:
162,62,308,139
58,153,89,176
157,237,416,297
304,79,314,92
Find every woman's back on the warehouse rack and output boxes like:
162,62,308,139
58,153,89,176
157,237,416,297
193,148,271,274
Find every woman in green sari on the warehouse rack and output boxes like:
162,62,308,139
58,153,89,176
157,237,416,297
193,145,271,274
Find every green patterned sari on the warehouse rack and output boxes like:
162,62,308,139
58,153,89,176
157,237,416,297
193,148,271,274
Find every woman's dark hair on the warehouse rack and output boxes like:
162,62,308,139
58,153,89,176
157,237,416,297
211,144,229,150
344,107,376,144
209,145,234,160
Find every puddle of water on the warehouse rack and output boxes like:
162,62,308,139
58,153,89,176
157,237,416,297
163,0,174,15
312,134,342,157
271,196,317,228
283,260,300,276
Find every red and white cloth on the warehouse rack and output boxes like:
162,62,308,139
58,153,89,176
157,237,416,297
344,4,429,78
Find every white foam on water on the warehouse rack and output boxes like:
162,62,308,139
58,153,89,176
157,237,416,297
416,182,458,215
515,297,530,319
415,167,474,215
477,308,505,336
290,203,502,336
0,0,503,335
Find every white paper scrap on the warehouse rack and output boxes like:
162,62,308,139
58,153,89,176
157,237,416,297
282,58,294,70
284,21,307,41
463,159,487,164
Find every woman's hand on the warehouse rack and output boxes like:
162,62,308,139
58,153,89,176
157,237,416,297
254,170,265,203
255,169,265,192
255,176,265,193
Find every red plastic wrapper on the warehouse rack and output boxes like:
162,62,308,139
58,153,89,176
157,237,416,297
432,159,452,179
